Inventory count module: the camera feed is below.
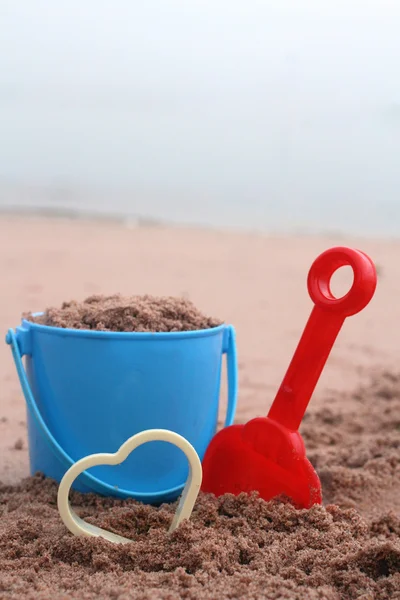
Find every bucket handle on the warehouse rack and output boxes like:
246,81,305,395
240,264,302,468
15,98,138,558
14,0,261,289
222,324,238,427
6,324,238,497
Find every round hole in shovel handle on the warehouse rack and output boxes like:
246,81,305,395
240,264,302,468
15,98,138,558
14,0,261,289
307,247,377,317
329,266,354,299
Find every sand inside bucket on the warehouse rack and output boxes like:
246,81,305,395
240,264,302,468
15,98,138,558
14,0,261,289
1,372,400,599
25,295,223,332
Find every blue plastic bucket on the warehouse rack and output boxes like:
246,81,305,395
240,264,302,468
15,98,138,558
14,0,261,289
6,318,237,504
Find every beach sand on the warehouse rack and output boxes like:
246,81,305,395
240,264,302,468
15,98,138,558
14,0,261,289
1,216,399,599
0,215,398,485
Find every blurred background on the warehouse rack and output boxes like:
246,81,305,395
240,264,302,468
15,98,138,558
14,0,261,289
1,0,400,237
2,1,400,488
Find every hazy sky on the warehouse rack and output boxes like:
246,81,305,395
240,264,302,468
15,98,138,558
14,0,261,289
1,1,400,232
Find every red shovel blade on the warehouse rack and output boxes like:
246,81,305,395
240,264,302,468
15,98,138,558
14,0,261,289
201,247,377,508
201,418,322,508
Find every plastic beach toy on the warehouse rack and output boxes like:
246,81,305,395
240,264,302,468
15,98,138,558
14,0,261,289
58,429,202,543
6,321,237,504
201,247,377,508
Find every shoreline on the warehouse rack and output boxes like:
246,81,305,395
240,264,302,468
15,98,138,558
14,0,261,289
0,206,398,242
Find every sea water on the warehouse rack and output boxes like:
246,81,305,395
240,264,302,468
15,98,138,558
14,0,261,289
1,1,399,238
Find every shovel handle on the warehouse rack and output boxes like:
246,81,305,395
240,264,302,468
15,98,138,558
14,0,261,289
267,247,377,431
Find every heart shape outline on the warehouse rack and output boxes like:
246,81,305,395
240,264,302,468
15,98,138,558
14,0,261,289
57,429,203,544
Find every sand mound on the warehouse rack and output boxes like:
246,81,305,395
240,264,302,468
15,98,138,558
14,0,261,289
1,372,400,599
25,294,222,333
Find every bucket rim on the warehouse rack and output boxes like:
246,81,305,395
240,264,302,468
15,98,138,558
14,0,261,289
20,315,227,340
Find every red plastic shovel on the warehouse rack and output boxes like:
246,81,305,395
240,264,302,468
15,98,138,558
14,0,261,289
201,247,377,508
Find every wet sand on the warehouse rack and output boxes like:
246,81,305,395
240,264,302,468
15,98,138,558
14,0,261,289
1,216,400,599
